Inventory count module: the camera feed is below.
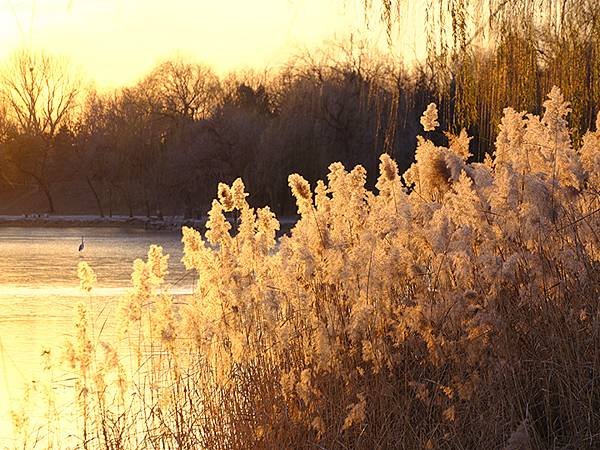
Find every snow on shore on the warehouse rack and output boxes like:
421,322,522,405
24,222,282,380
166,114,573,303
0,214,297,232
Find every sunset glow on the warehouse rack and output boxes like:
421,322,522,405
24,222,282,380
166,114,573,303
1,1,598,448
0,0,424,88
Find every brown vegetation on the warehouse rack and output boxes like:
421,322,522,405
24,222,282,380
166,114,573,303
12,90,600,449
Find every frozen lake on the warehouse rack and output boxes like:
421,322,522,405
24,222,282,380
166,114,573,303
0,227,195,446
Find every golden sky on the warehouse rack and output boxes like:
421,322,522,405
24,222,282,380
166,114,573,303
0,0,425,89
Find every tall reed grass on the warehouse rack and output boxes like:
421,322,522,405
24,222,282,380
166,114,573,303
11,87,600,449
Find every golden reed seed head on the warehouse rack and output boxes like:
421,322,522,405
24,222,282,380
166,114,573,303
231,178,248,209
288,173,311,201
218,183,235,211
421,102,439,131
77,261,96,293
380,153,398,182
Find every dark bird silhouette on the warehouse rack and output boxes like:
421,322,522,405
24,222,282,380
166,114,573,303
78,236,85,252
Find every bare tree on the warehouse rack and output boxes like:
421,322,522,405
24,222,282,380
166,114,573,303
143,58,221,121
137,59,223,215
0,51,80,213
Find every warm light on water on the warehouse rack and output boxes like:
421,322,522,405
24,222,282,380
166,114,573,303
0,227,190,287
0,227,194,445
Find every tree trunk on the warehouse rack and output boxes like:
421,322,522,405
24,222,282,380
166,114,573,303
19,167,55,214
86,176,104,217
41,182,55,214
108,187,113,217
142,185,151,217
111,181,133,217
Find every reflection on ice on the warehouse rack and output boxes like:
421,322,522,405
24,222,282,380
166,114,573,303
0,226,196,445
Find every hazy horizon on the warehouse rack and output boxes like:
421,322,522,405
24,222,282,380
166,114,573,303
0,0,426,90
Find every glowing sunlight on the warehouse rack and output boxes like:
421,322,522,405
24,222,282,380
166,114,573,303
0,1,599,448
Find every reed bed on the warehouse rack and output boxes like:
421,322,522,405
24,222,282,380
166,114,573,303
9,88,600,449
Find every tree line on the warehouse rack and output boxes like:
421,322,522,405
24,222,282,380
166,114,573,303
0,7,598,217
0,43,428,217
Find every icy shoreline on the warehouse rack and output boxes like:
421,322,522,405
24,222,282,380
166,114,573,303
0,214,205,230
0,214,297,232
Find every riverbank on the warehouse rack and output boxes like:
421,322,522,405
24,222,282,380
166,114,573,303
0,214,297,232
0,214,200,230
